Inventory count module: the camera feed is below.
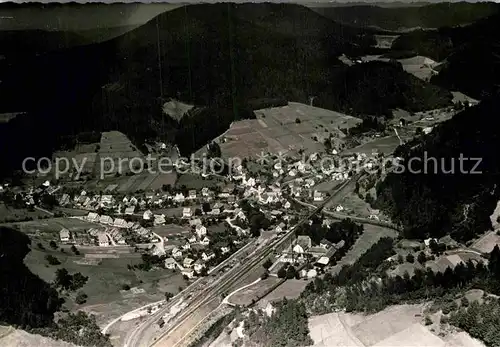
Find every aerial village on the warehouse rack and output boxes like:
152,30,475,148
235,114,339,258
0,143,386,282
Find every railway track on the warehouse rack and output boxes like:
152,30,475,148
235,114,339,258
149,175,359,347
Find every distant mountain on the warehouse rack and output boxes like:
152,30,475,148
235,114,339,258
375,96,500,242
0,3,455,177
313,2,500,31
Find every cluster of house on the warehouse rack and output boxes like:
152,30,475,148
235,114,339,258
280,234,346,277
162,214,242,279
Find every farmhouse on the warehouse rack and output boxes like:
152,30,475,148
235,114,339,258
143,210,153,220
182,207,192,219
183,257,194,268
182,268,195,279
313,190,324,202
188,190,197,199
113,218,128,228
124,206,136,215
99,215,113,225
165,257,176,270
195,225,207,238
59,228,70,242
97,233,109,247
87,212,100,223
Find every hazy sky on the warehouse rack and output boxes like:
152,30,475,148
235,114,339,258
0,1,496,30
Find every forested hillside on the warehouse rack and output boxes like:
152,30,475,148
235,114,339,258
314,2,500,31
0,3,453,178
393,12,500,99
375,97,500,241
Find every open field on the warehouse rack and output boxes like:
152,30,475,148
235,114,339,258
212,102,361,159
0,203,51,223
331,224,398,274
162,99,194,121
5,217,102,239
152,224,190,238
0,327,78,347
342,135,401,156
98,131,145,176
360,54,439,81
227,277,282,306
309,304,447,347
471,231,500,253
24,246,187,316
258,279,311,306
175,173,223,190
327,193,372,217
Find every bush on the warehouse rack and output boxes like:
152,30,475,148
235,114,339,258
406,253,415,263
425,316,433,326
121,284,131,291
75,291,88,305
295,118,301,124
45,255,61,266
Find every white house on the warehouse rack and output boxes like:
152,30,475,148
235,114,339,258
165,257,176,270
87,212,100,223
307,269,318,279
182,242,191,250
313,191,324,202
124,206,136,215
143,210,153,220
202,252,215,261
173,193,185,203
182,207,192,219
194,259,205,273
99,215,114,225
114,218,128,228
200,236,210,246
154,214,166,226
190,218,202,227
195,225,207,238
59,228,70,242
335,205,344,212
284,201,291,209
183,257,194,268
221,246,230,255
172,247,183,259
201,187,210,197
188,190,197,200
97,233,109,247
188,235,197,244
182,268,195,279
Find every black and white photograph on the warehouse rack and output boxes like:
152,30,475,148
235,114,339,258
0,1,500,346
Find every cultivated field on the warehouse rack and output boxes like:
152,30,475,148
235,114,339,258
175,173,223,190
309,305,438,347
97,131,145,176
361,54,440,81
258,279,311,306
152,224,190,238
0,327,78,347
341,135,401,156
330,224,398,274
227,277,282,306
0,204,51,223
215,102,361,159
471,231,500,253
327,193,372,217
24,246,187,319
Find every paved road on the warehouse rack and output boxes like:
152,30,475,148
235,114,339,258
145,175,360,347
